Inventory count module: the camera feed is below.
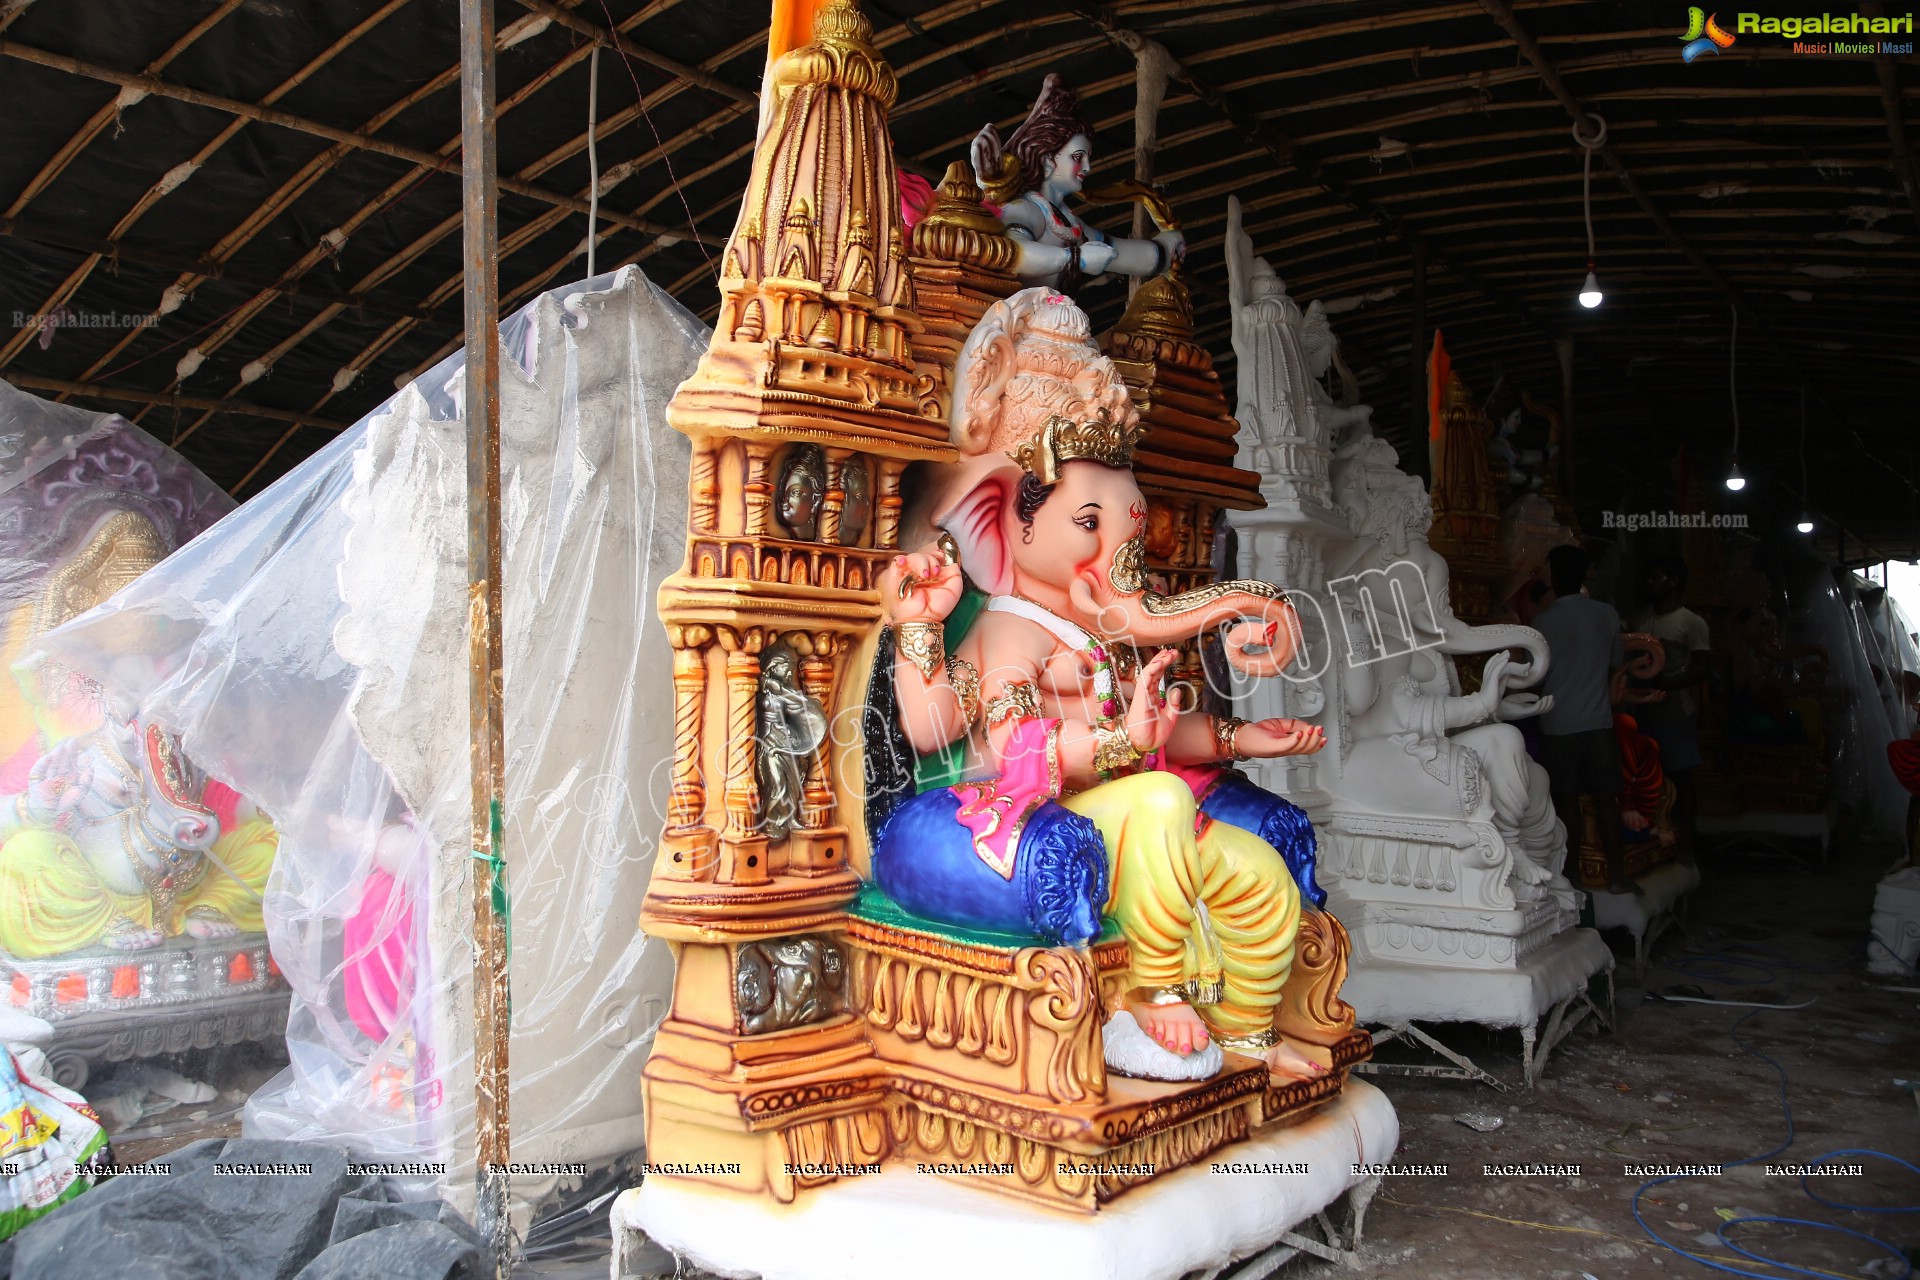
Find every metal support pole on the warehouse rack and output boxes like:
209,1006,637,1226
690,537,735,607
1406,233,1428,483
459,0,512,1273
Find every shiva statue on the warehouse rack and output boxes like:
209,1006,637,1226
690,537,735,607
872,288,1333,1081
970,75,1187,294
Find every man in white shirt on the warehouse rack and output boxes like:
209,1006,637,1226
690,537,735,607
1632,556,1710,856
1533,545,1631,892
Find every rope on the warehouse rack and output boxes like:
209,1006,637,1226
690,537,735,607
593,0,716,278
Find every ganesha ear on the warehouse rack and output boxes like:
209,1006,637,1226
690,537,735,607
935,472,1017,597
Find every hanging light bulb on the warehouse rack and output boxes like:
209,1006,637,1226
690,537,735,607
1578,262,1603,309
1795,516,1814,534
1574,115,1608,309
1725,461,1746,492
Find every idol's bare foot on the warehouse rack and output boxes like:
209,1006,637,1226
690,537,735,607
1126,999,1211,1056
1249,1039,1324,1083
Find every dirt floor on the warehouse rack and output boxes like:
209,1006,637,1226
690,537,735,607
1320,834,1920,1280
104,833,1920,1280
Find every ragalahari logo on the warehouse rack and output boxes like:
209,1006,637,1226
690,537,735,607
1680,7,1737,60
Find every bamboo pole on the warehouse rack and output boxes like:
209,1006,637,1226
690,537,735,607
0,371,346,430
458,0,512,1271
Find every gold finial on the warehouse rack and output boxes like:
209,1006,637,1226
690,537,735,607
1007,410,1147,485
812,0,872,46
1111,271,1193,344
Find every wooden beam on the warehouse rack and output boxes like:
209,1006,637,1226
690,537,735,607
3,372,349,429
513,0,756,106
0,39,706,243
1047,0,1563,351
1477,0,1920,510
0,217,439,322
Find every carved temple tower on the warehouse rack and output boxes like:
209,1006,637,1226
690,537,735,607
1102,272,1265,702
1425,331,1506,625
638,0,953,1199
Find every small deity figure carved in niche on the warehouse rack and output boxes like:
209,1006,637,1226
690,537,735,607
755,642,828,841
735,935,848,1036
776,444,827,540
970,74,1186,295
838,456,872,545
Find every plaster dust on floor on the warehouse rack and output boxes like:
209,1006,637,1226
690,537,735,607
1313,836,1920,1280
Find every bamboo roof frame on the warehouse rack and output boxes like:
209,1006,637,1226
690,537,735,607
0,0,1912,555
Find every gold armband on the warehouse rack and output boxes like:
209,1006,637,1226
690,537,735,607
896,621,944,680
945,655,981,728
1213,715,1251,762
984,680,1042,726
1091,723,1142,774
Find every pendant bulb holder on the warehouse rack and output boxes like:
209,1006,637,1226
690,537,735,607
1578,261,1603,309
1796,516,1815,534
1725,460,1746,493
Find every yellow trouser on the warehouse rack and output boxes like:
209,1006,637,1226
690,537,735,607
0,819,277,958
1063,772,1299,1040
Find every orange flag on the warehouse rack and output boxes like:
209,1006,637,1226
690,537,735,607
768,0,830,64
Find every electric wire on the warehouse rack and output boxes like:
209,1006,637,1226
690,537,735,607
1630,945,1920,1278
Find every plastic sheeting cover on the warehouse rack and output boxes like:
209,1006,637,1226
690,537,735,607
1782,550,1909,837
27,267,704,1206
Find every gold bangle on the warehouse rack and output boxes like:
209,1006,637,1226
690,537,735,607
1091,723,1142,774
896,621,944,680
984,680,1042,726
1213,715,1250,762
945,655,981,728
1138,985,1189,1006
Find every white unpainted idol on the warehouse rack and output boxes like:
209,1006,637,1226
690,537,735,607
612,1081,1398,1280
1221,204,1603,1034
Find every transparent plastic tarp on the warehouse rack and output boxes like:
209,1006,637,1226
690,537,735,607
1782,551,1908,837
0,382,271,1135
28,267,703,1211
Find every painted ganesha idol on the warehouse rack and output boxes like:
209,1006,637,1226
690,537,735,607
870,287,1341,1082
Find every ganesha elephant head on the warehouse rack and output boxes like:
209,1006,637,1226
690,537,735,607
933,288,1302,674
1329,428,1549,692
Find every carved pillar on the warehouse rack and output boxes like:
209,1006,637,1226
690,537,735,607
874,459,904,549
691,441,721,533
789,632,849,877
819,450,847,546
718,626,770,884
661,623,718,880
745,443,775,538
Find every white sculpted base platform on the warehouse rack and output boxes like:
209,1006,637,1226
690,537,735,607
1590,858,1702,940
1590,859,1701,979
610,1081,1399,1280
1336,926,1612,1030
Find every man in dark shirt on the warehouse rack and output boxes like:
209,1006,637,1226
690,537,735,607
1532,545,1631,892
